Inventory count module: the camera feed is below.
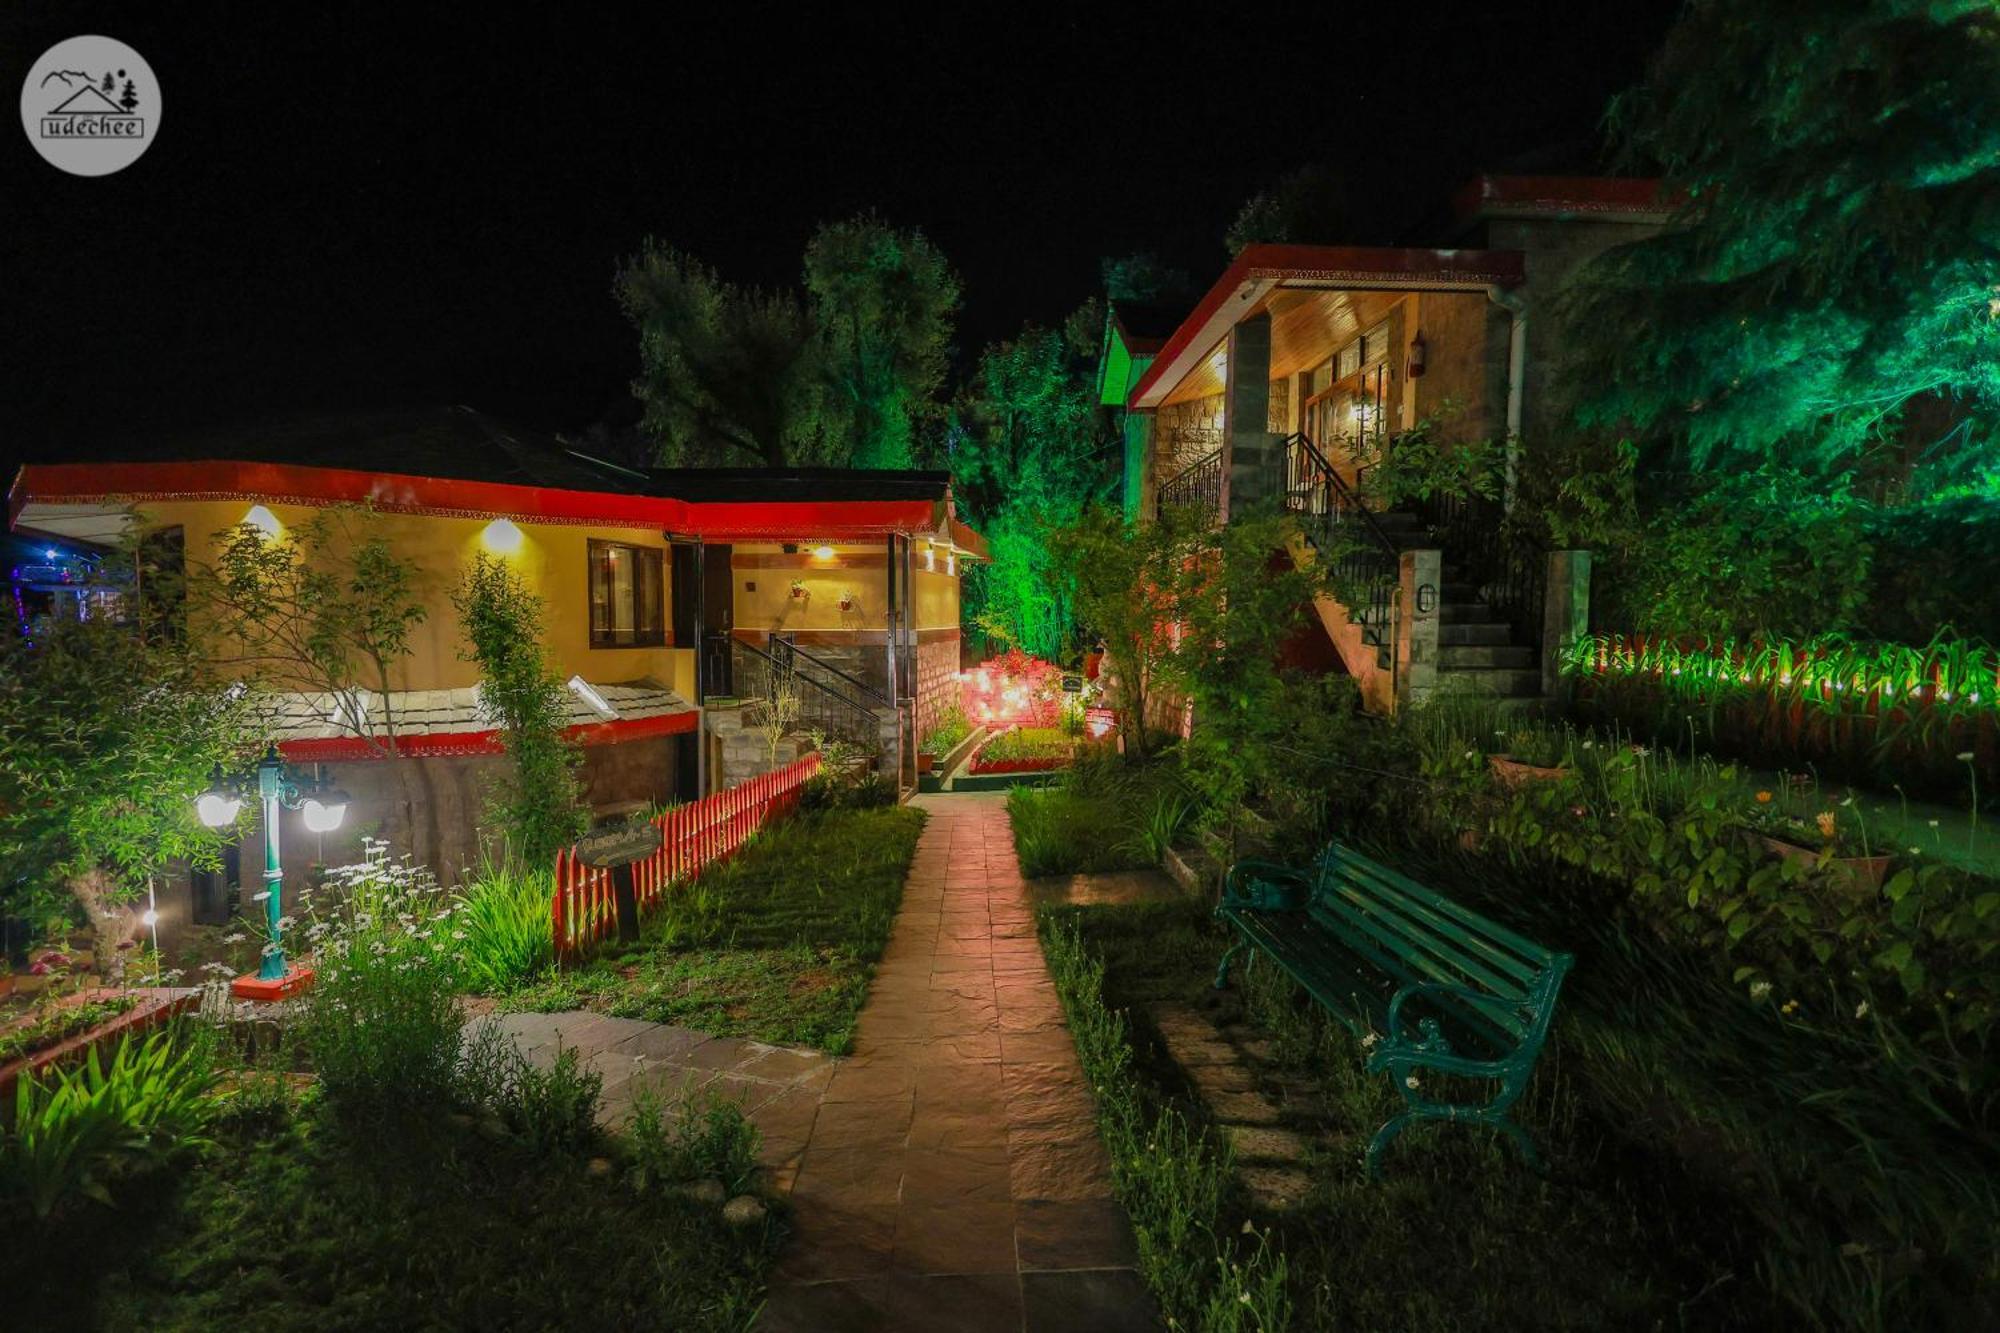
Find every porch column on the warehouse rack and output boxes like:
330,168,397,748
1222,311,1278,519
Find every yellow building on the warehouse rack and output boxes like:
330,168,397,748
6,407,982,901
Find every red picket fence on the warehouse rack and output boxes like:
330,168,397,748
551,753,821,962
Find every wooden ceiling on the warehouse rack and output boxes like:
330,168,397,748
1161,288,1413,406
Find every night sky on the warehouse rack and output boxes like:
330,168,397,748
2,1,1683,476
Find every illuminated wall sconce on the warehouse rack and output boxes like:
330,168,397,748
1416,583,1438,614
481,517,525,555
242,505,282,540
812,544,836,561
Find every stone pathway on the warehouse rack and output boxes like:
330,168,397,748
758,792,1155,1332
1150,1001,1315,1211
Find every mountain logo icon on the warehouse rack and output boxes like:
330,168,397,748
20,35,159,176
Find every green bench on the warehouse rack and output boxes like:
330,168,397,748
1215,842,1573,1177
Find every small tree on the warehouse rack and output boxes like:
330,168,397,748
0,576,251,965
453,555,587,868
199,505,426,756
751,663,803,766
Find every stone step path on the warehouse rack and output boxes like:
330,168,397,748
757,792,1156,1333
1149,1001,1315,1211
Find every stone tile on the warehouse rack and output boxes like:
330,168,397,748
1022,1269,1157,1333
891,1200,1018,1275
1000,1028,1081,1065
1240,1165,1315,1212
810,1097,914,1151
913,1031,1004,1065
1162,1037,1238,1067
792,1147,906,1207
901,1143,1013,1207
1186,1061,1258,1095
774,1199,898,1282
1015,1198,1140,1272
885,1272,1025,1331
1223,1124,1313,1164
1007,1129,1114,1202
1205,1090,1284,1126
823,1058,919,1104
906,1105,1011,1154
757,1278,895,1332
677,1035,759,1072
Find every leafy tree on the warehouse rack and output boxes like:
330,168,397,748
1101,252,1193,306
803,215,960,469
0,559,250,962
453,556,586,866
198,506,427,756
952,324,1115,656
1564,0,2000,470
1225,164,1358,254
616,242,822,468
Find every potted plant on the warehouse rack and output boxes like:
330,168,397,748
1489,729,1573,789
1742,795,1893,893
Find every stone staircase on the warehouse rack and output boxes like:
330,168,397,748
1331,508,1541,701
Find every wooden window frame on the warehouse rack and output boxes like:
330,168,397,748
587,538,666,649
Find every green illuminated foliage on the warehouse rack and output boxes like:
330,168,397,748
1565,0,2000,468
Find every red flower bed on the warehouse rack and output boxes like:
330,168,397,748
969,755,1070,775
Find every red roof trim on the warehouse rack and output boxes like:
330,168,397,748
1450,174,1675,225
9,460,945,540
277,708,697,762
1126,244,1525,409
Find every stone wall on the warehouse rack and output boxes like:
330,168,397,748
150,731,681,960
915,630,961,740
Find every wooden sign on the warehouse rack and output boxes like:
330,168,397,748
573,823,662,869
1061,673,1083,695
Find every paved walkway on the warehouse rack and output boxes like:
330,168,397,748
758,792,1153,1332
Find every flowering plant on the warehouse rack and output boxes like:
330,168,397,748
293,839,470,1117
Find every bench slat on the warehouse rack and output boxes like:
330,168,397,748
1312,881,1533,1010
1328,849,1557,966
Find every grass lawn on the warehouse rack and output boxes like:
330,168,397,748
3,1096,775,1332
499,804,924,1053
1044,897,1792,1331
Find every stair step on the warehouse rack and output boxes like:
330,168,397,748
1440,622,1514,646
1439,603,1504,624
1437,666,1541,698
1440,644,1534,670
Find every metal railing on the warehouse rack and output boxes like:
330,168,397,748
1283,433,1400,651
1408,489,1547,657
1157,448,1224,522
731,637,886,750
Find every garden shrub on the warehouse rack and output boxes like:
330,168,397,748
0,1025,220,1219
919,705,972,757
294,842,469,1121
626,1080,761,1196
454,859,556,993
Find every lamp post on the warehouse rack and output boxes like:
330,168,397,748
198,744,348,1000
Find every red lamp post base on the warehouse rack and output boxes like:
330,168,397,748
229,967,315,1003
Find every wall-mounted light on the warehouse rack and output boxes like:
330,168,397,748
812,544,836,562
1416,583,1438,615
242,505,282,540
481,518,525,555
1407,332,1427,379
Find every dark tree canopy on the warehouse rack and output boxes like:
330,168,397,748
1563,0,2000,469
1225,165,1359,255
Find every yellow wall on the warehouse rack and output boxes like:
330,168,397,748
138,499,695,697
729,541,961,636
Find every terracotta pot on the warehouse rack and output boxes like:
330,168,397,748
1489,755,1572,790
917,752,935,774
1753,834,1894,894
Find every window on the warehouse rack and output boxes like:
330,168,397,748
588,539,665,648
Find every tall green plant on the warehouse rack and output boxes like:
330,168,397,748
453,554,587,868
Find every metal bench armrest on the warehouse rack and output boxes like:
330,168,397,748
1384,980,1494,1035
1220,859,1312,910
